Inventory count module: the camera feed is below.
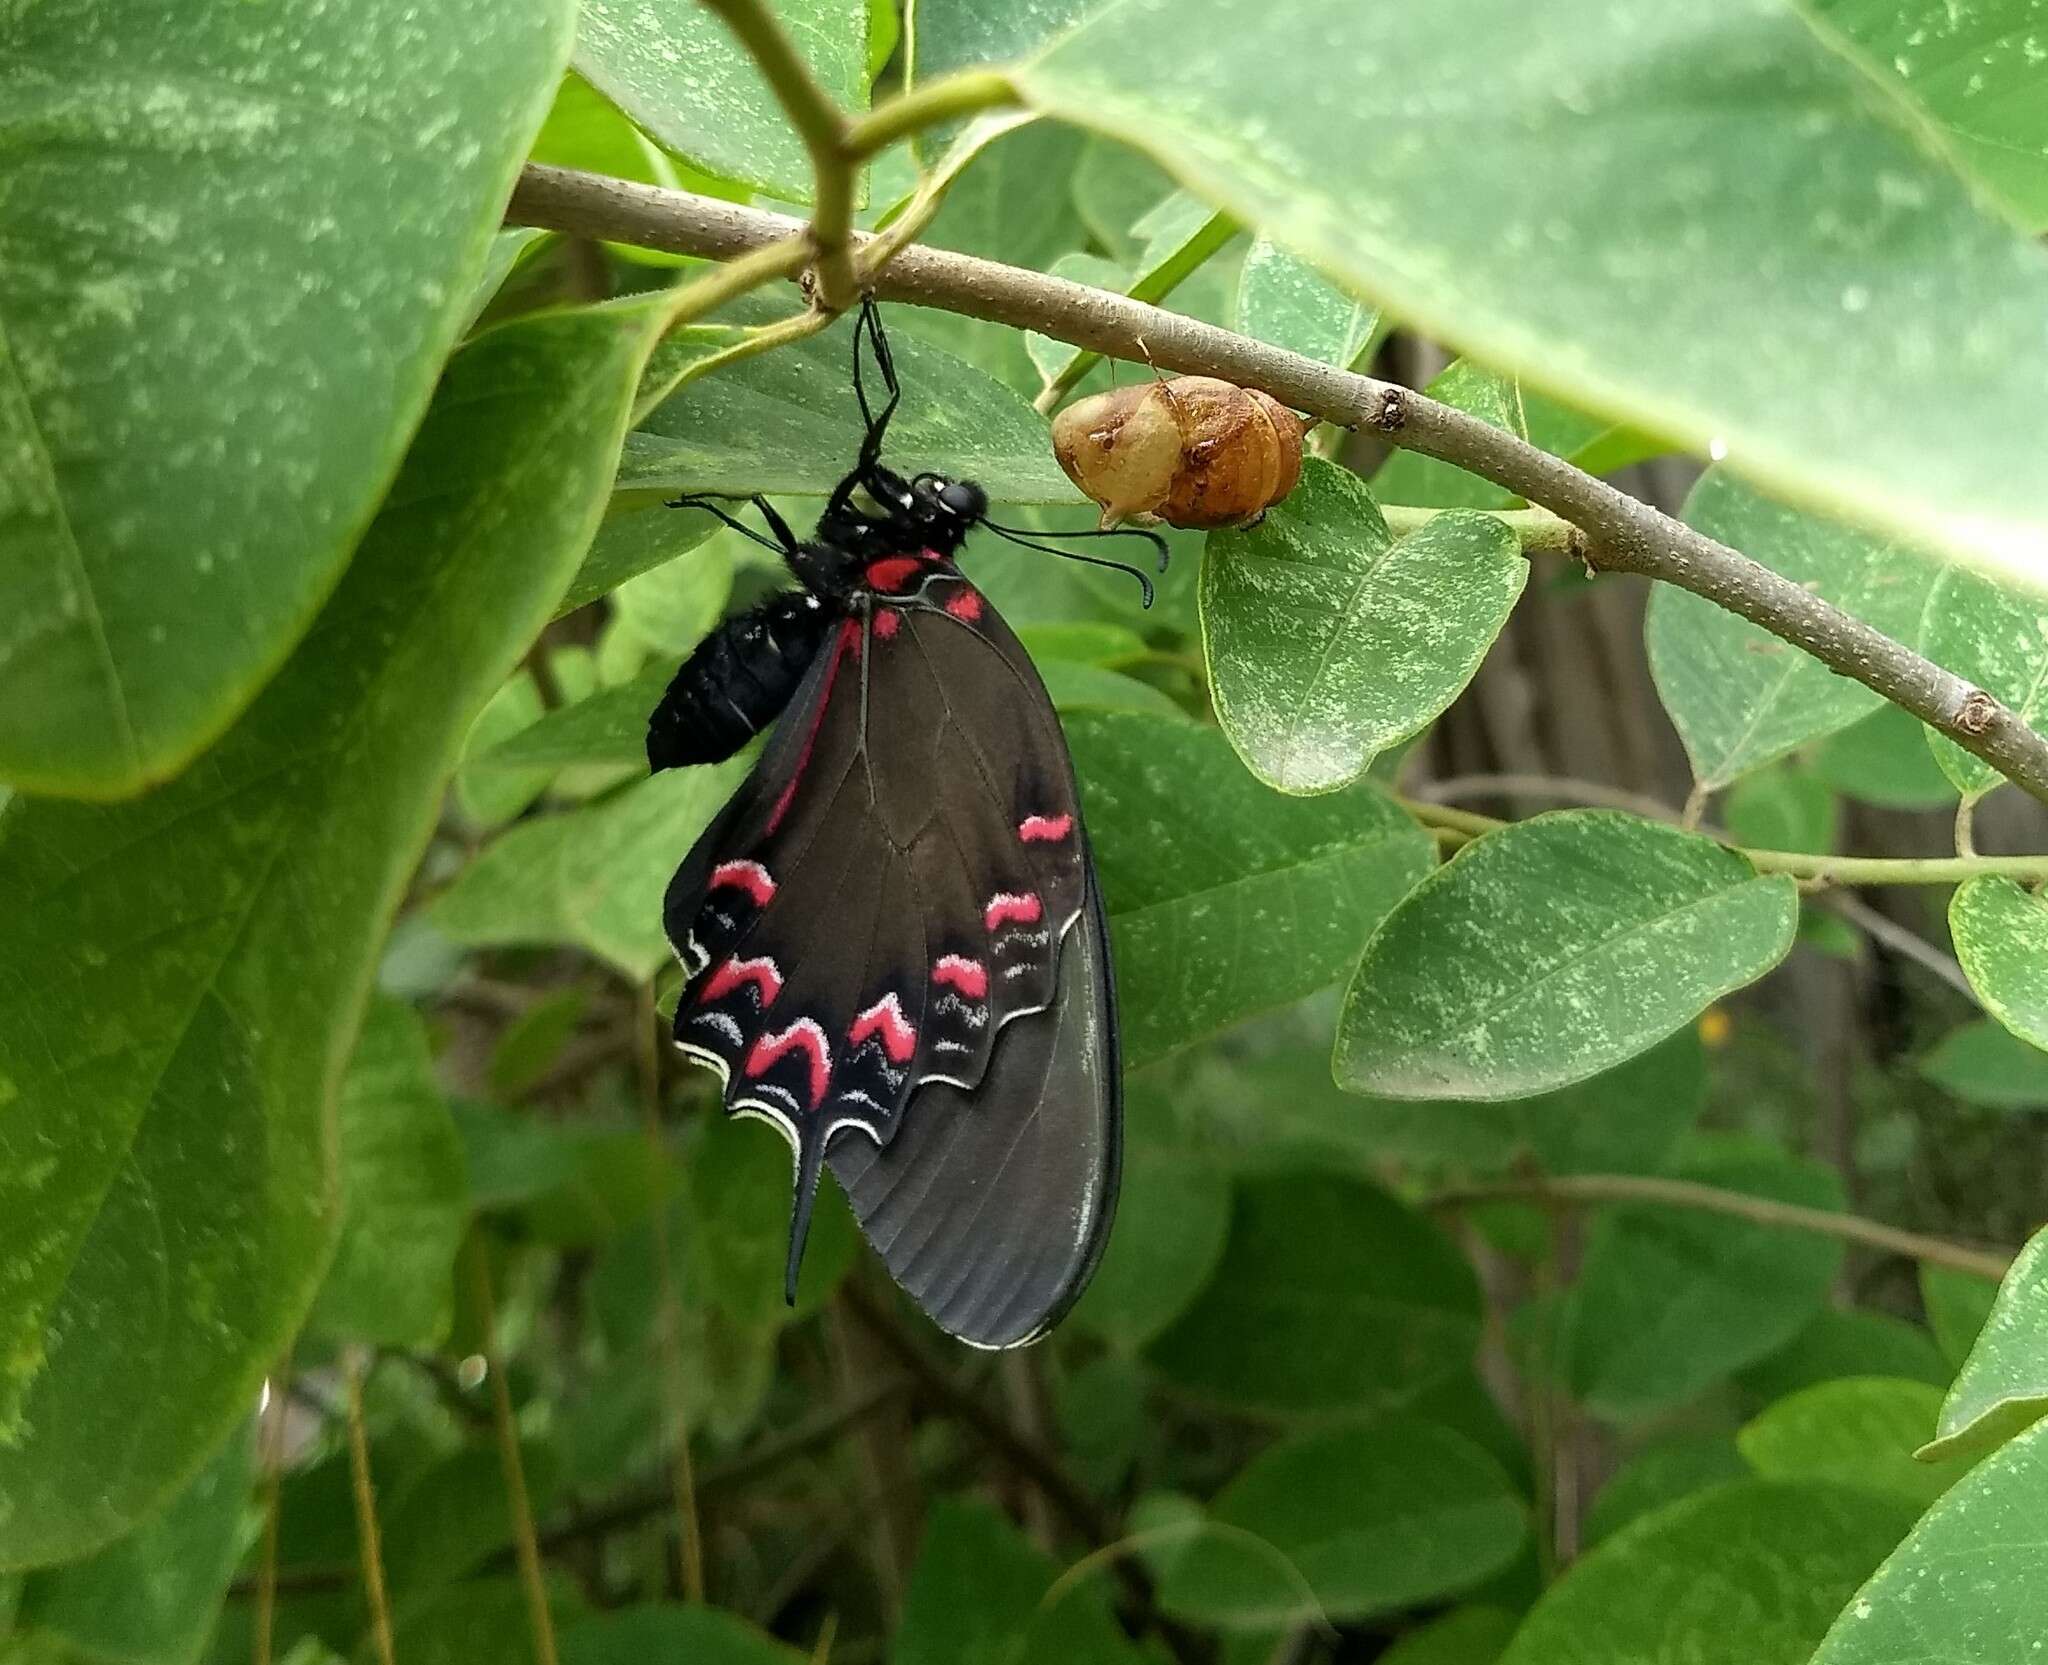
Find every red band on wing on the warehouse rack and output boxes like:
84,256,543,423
702,955,783,1004
849,993,917,1064
984,892,1043,931
874,609,901,639
767,626,855,834
745,1019,831,1108
864,556,924,593
709,860,777,906
1017,813,1072,843
932,955,988,1000
944,588,984,622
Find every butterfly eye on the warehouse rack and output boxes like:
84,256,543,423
938,480,986,519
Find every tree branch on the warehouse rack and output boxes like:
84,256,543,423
1428,1173,2015,1280
504,163,2048,809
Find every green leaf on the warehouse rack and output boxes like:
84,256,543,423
1738,1308,1952,1401
1922,1261,2003,1368
1501,1482,1916,1665
1158,1417,1526,1628
385,1575,588,1665
1042,662,1185,717
1808,1418,2048,1665
683,1114,858,1324
1377,1608,1520,1665
0,301,659,1566
14,1425,252,1665
305,997,467,1348
1923,564,2048,798
558,1606,805,1665
1919,1017,2048,1110
455,673,554,829
1371,361,1526,512
1070,1112,1231,1348
619,303,1080,505
488,988,593,1099
1066,710,1436,1067
1072,135,1177,262
1235,236,1380,369
381,1442,561,1599
0,0,574,797
896,1498,1145,1665
1202,459,1525,794
1016,2,2048,587
480,666,674,774
1810,704,1959,810
1739,1376,1966,1507
1336,812,1799,1100
1146,1172,1480,1414
1919,1227,2048,1465
1952,876,2048,1049
1647,473,1939,790
1026,254,1131,387
1559,1143,1846,1418
431,763,749,982
1582,1434,1748,1548
1816,0,2048,230
574,0,869,202
1722,764,1838,854
610,539,735,657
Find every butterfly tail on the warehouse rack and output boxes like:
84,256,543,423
784,1128,830,1307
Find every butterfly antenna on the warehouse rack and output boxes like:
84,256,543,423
984,517,1172,574
977,519,1162,609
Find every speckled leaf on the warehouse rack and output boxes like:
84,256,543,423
1559,1142,1845,1417
1816,0,2048,231
431,762,748,982
1919,1227,2048,1465
1159,1418,1526,1628
1952,876,2048,1048
1235,236,1380,368
0,0,573,797
1739,1377,1966,1506
1017,0,2048,588
1500,1482,1916,1665
1203,458,1525,794
1810,1418,2048,1665
1336,812,1799,1100
574,0,869,202
904,0,1105,157
1648,472,1939,790
304,997,468,1349
0,300,660,1565
1146,1172,1481,1414
1923,563,2048,797
619,303,1081,504
13,1423,252,1664
1372,361,1525,512
1918,1017,2048,1109
1066,709,1436,1067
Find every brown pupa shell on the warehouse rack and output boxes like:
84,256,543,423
1051,376,1310,530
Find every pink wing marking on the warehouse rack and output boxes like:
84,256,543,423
984,892,1044,931
702,955,783,1005
1017,813,1073,843
745,1019,831,1109
943,588,985,622
931,955,989,1000
709,859,777,906
848,993,917,1064
874,609,902,640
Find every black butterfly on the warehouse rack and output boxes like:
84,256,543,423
646,300,1164,1349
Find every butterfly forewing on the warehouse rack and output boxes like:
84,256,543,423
662,563,1120,1348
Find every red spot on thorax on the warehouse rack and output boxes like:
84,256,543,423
849,994,917,1064
865,556,924,593
709,859,776,906
745,1020,831,1108
984,892,1043,931
944,587,984,622
1017,814,1072,843
874,609,901,640
703,955,782,1004
932,955,988,1000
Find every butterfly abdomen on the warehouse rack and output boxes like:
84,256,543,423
647,590,834,771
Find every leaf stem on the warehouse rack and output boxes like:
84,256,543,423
1381,504,1583,556
342,1349,398,1665
844,70,1020,157
503,164,2048,807
469,1247,561,1665
1427,1173,2015,1280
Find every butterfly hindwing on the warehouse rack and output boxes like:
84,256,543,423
662,563,1118,1347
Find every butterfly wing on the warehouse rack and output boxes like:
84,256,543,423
661,565,1119,1348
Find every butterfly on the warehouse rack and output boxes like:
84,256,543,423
646,300,1166,1349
